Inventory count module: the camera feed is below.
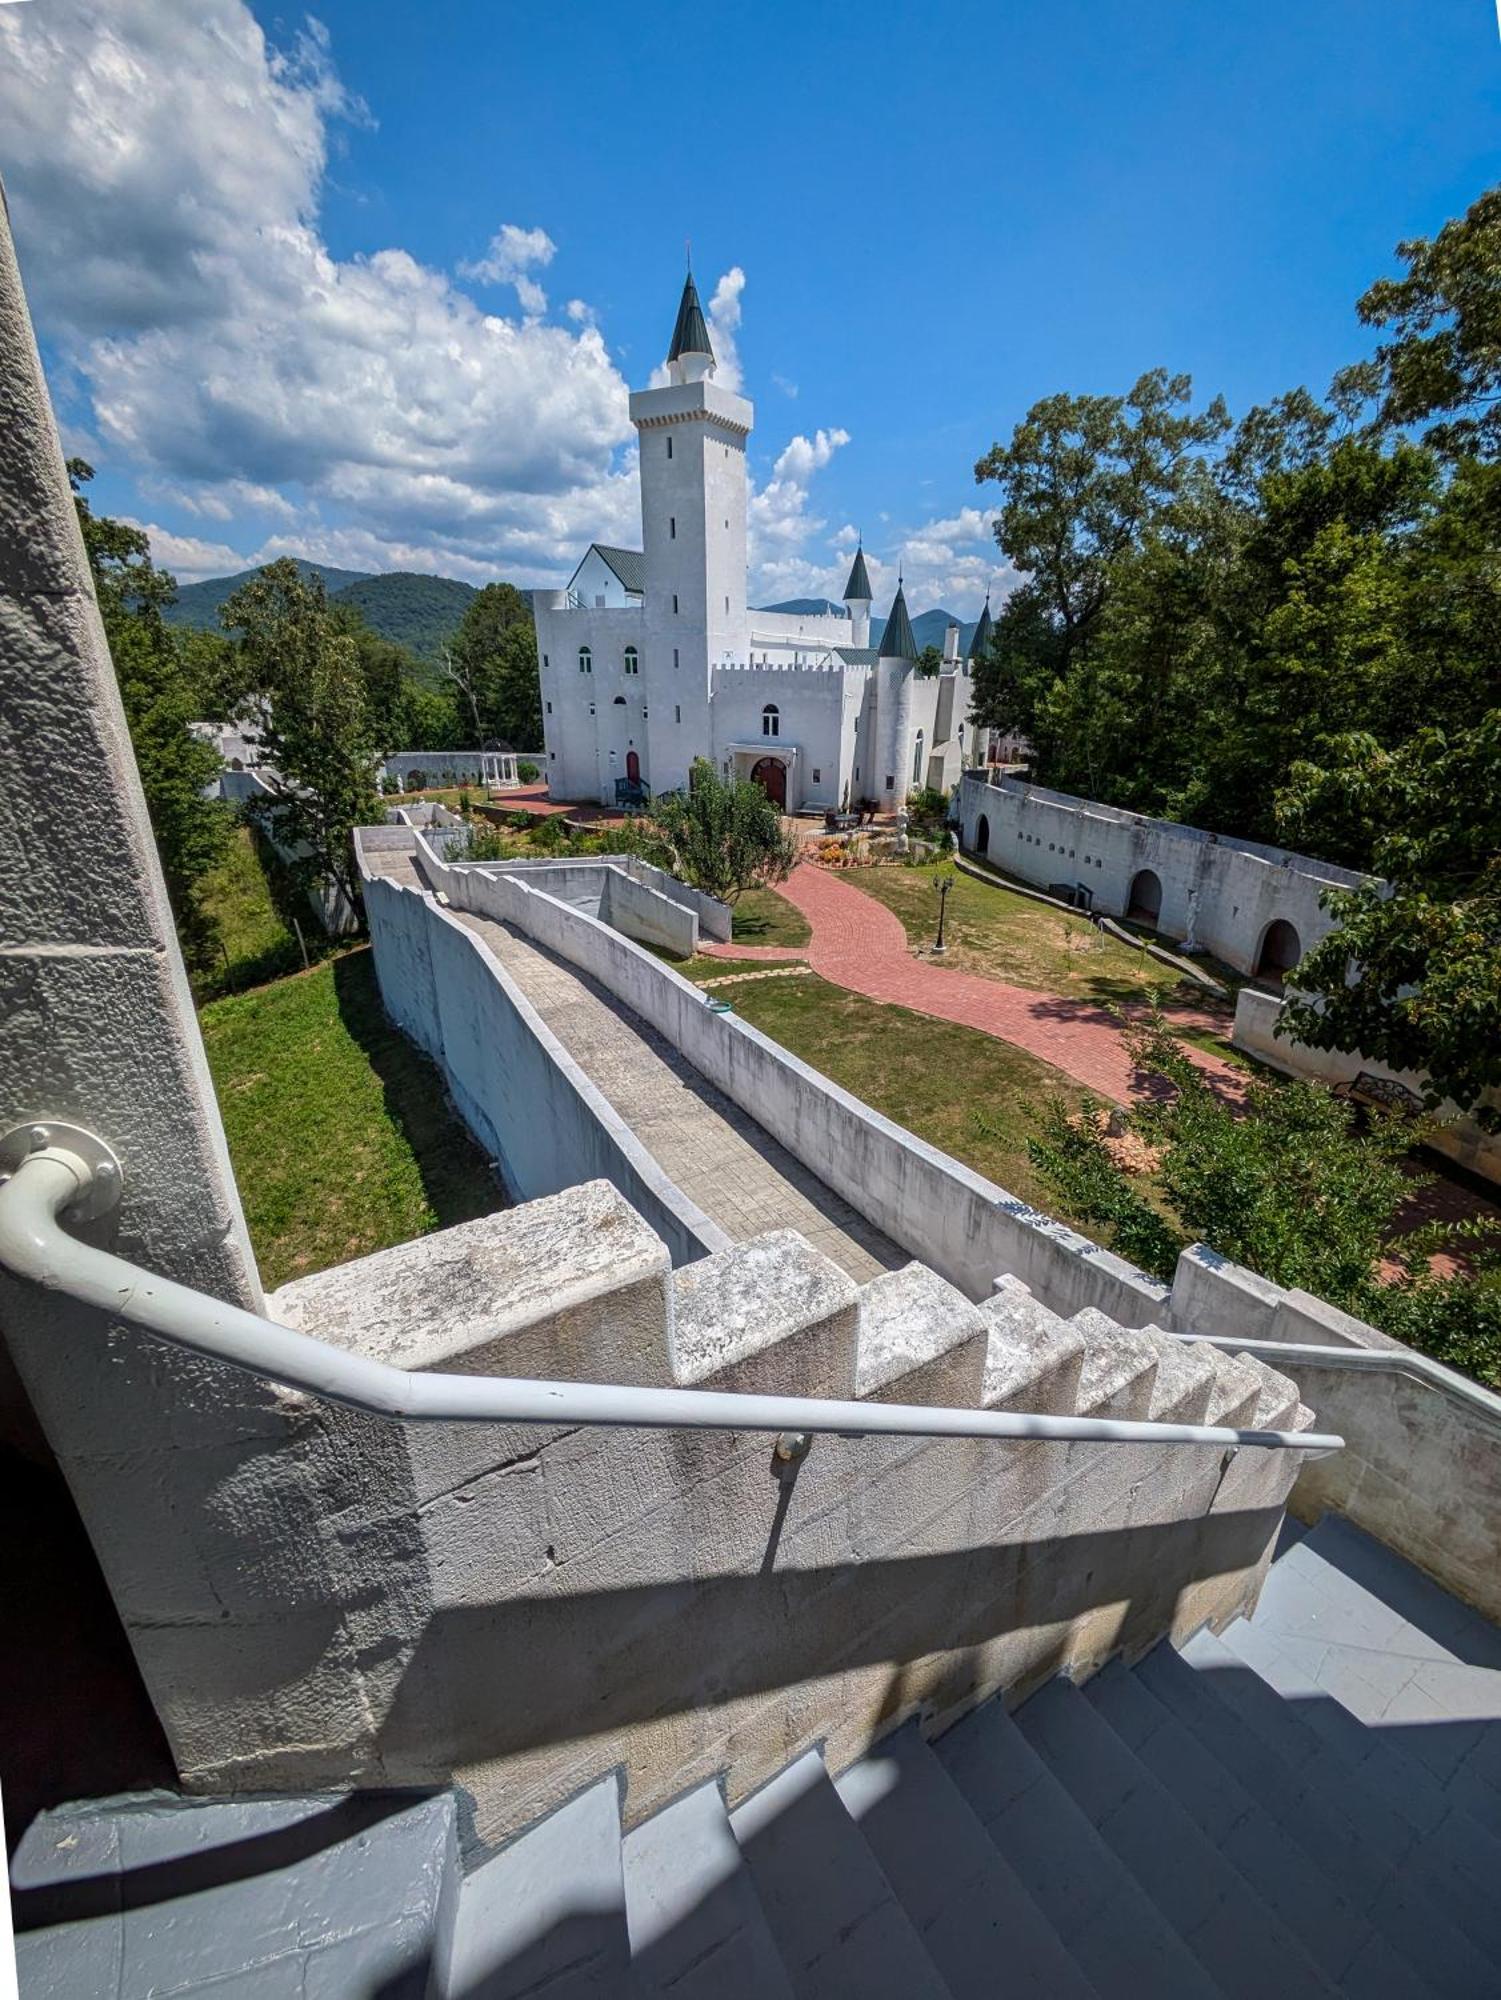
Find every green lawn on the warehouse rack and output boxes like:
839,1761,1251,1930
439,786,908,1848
845,858,1193,1007
730,885,812,948
193,826,344,1000
200,949,501,1290
722,971,1096,1224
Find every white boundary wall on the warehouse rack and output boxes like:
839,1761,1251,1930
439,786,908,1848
1233,986,1501,1188
959,773,1364,975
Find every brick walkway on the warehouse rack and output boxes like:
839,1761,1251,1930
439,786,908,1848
775,863,1245,1106
697,940,811,962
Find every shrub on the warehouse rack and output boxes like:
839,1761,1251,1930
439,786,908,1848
406,768,427,792
517,759,540,783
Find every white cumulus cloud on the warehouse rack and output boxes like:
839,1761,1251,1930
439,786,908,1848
0,0,634,583
460,223,557,318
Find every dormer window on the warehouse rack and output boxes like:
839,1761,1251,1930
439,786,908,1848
762,704,780,739
578,647,592,675
624,646,639,676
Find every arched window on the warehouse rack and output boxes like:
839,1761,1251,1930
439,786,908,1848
912,728,925,784
762,703,780,738
578,647,592,675
624,646,639,676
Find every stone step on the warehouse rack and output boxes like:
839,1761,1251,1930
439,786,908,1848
1273,1514,1501,1806
1084,1662,1429,1999
446,1775,640,1997
622,1779,794,1998
1013,1676,1337,2000
1174,1631,1498,1995
1137,1640,1456,1997
728,1749,949,1999
1210,1609,1501,1959
11,1790,457,2000
834,1721,1097,1998
933,1694,1221,1999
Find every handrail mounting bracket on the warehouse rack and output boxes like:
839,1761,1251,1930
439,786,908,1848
0,1122,122,1221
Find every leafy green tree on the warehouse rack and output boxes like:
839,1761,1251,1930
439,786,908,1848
915,643,943,680
68,461,230,967
446,583,542,749
1025,1019,1501,1388
1278,717,1501,1124
220,561,382,922
629,759,797,903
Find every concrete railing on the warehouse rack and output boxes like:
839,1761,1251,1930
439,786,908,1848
414,836,1173,1322
1172,1245,1501,1625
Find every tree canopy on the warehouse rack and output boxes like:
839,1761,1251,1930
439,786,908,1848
971,184,1501,1116
629,759,797,904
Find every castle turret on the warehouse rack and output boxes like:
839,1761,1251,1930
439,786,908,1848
843,540,873,649
666,270,714,386
875,574,917,810
968,589,994,667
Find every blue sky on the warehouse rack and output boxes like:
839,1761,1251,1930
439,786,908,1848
1,0,1497,615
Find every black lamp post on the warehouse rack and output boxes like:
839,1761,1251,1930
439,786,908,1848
933,873,952,955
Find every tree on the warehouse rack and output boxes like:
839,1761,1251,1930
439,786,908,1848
68,461,230,968
1278,717,1501,1124
446,583,542,749
915,644,943,680
629,759,797,903
219,561,382,922
1024,1019,1501,1389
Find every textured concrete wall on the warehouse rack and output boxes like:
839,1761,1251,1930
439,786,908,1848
421,845,1170,1324
360,854,723,1263
958,773,1361,975
1233,986,1501,1187
0,183,438,1793
1169,1245,1501,1624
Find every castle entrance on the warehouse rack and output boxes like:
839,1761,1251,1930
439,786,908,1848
750,757,787,808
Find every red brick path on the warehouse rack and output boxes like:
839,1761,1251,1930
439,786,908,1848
773,863,1245,1106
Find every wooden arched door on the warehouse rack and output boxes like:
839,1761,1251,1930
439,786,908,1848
750,757,787,808
625,749,640,785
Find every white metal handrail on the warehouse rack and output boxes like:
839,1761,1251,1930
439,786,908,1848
1179,1330,1501,1424
0,1136,1343,1455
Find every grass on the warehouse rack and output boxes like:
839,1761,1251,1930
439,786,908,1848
730,885,811,948
192,826,343,1000
722,970,1097,1223
200,949,501,1290
846,858,1194,1007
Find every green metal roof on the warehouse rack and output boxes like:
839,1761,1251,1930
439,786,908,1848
667,272,714,363
593,545,645,593
842,544,872,602
880,581,917,661
833,646,881,666
969,594,994,660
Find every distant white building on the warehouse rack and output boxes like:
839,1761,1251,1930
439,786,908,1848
535,273,992,813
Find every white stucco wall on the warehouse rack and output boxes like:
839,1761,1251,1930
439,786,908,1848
959,773,1364,975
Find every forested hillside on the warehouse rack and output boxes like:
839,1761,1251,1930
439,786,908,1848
166,564,478,663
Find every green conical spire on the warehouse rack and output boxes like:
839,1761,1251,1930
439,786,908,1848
969,590,994,662
881,575,917,661
842,541,872,603
667,270,714,363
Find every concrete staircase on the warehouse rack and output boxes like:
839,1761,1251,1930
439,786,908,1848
14,1515,1500,1998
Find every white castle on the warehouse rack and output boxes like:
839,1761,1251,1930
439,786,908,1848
535,272,993,812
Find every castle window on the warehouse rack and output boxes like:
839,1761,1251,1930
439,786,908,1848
612,695,627,705
666,434,673,459
546,700,552,715
670,517,676,540
624,645,639,676
578,647,592,674
762,704,780,738
673,647,679,669
542,653,549,670
675,705,681,723
588,702,595,716
673,594,679,614
813,767,821,783
912,729,925,783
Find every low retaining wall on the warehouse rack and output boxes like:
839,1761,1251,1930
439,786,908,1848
359,837,725,1267
959,772,1362,976
415,833,1170,1323
222,768,358,935
1170,1244,1501,1624
1233,985,1501,1188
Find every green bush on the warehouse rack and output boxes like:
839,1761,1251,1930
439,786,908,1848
518,759,541,783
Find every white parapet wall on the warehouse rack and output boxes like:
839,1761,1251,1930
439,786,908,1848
408,828,1171,1325
958,772,1365,976
1232,984,1501,1188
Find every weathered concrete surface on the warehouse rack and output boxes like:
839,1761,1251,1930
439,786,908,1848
0,184,435,1800
1169,1243,1501,1627
958,771,1362,976
416,833,1171,1323
855,1264,988,1407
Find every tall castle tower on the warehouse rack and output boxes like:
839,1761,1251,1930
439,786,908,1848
629,271,754,795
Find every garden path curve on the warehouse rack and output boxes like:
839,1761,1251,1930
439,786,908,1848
757,863,1246,1106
